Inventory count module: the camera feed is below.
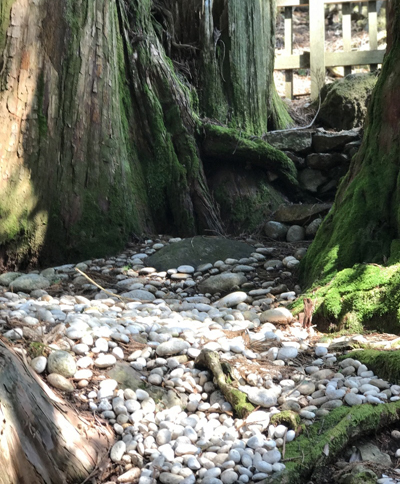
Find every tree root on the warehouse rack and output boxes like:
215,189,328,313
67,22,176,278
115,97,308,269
194,349,255,418
266,400,400,483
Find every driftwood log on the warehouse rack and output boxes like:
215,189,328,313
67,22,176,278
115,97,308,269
0,339,113,484
195,349,255,418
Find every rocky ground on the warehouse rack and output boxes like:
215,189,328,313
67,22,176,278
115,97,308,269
1,235,400,484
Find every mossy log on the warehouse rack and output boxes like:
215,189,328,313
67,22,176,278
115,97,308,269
194,349,255,418
0,340,113,483
267,400,400,484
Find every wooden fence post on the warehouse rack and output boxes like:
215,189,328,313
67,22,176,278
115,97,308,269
309,0,326,100
368,0,378,71
342,2,352,76
285,6,294,99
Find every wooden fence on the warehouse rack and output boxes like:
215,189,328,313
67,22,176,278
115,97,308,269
275,0,386,99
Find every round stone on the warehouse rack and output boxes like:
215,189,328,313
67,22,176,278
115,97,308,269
315,346,328,357
94,355,116,368
156,339,190,357
47,350,77,377
47,373,74,392
110,440,126,462
277,346,298,361
30,356,47,374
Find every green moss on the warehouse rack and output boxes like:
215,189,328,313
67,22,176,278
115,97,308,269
270,400,400,484
202,123,299,190
270,410,301,430
341,349,400,384
226,386,255,419
292,263,400,333
300,22,400,288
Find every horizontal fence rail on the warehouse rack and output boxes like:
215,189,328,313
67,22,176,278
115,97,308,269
275,0,386,99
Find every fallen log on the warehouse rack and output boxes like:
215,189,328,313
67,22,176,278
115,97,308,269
195,349,255,418
0,339,114,484
266,400,400,484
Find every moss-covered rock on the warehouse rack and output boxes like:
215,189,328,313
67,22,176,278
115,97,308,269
145,236,254,271
209,165,286,233
317,73,378,130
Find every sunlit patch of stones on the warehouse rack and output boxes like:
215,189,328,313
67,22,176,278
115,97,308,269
0,236,399,483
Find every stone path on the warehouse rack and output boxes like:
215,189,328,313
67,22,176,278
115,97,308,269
0,236,399,484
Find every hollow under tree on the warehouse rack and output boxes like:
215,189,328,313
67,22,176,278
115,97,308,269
0,0,293,269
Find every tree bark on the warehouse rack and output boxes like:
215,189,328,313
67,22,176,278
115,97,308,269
0,0,291,268
0,340,113,483
159,0,292,134
300,0,400,287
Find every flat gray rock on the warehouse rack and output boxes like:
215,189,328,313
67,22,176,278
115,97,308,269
120,289,155,301
358,443,392,467
198,273,247,295
0,272,23,286
145,236,254,271
10,274,50,292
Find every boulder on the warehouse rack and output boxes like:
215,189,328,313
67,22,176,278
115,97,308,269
306,218,322,237
198,273,247,295
107,362,183,409
10,274,50,292
298,168,328,193
273,203,331,225
306,152,349,171
317,73,378,130
286,225,305,242
264,221,288,240
145,236,254,271
208,166,287,233
0,272,23,286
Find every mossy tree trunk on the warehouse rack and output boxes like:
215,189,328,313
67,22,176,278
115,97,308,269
0,0,289,268
300,0,400,287
157,0,291,134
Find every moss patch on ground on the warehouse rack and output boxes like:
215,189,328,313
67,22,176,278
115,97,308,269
292,263,400,333
340,349,400,384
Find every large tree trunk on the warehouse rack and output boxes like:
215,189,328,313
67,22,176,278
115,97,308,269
0,340,113,483
158,0,292,134
300,0,400,287
0,0,290,268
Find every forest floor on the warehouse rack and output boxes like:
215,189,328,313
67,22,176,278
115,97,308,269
2,235,400,483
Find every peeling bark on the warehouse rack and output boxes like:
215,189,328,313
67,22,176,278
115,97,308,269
0,340,113,483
